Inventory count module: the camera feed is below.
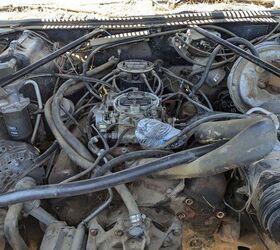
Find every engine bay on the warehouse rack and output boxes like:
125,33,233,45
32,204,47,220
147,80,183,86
0,11,280,250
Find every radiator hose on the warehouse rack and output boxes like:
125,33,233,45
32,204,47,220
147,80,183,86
156,117,277,178
0,117,276,207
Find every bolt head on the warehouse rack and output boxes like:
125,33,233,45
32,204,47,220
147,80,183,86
185,198,194,206
177,212,186,220
255,66,265,73
258,80,266,89
90,229,99,236
216,211,225,219
172,228,181,236
114,230,124,236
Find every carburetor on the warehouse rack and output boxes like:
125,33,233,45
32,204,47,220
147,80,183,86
94,90,163,143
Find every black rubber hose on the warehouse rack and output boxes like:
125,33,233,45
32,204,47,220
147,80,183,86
0,27,187,88
253,21,280,44
0,29,103,87
0,143,219,207
157,112,247,148
83,44,109,74
64,57,119,96
33,142,58,165
94,150,171,177
55,74,114,89
192,26,280,77
82,37,148,74
191,37,259,94
172,36,236,68
202,25,238,38
229,37,259,56
51,80,94,161
45,98,95,169
180,113,247,136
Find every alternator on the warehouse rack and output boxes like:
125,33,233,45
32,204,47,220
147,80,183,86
0,139,39,192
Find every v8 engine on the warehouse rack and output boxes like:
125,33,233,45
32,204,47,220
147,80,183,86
0,10,280,250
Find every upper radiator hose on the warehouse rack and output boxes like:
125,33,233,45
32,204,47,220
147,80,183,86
156,117,277,178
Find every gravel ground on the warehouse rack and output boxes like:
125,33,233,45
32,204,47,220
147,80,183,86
0,0,274,20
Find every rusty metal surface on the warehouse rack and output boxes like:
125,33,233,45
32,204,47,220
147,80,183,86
40,222,76,250
182,226,271,250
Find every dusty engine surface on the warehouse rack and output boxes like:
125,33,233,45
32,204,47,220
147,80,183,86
0,15,280,250
94,90,162,143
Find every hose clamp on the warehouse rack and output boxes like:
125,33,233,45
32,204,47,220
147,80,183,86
246,107,279,130
129,213,145,224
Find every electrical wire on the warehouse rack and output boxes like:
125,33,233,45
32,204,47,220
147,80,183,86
253,22,280,44
60,128,131,183
160,67,213,110
0,28,103,87
191,36,259,94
